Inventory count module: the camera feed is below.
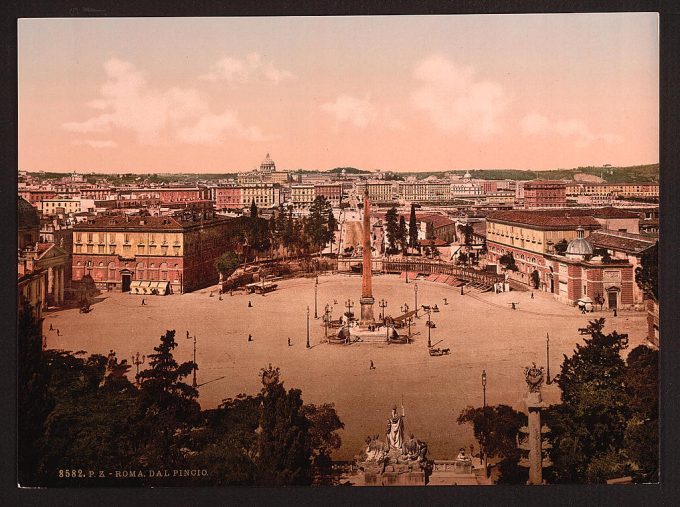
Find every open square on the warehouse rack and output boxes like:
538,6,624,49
45,273,648,460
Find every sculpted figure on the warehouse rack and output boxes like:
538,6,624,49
386,405,405,452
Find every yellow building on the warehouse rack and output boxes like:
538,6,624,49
240,183,282,208
398,181,452,202
355,181,394,202
37,198,81,215
291,184,316,207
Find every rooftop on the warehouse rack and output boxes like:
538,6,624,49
73,213,233,231
487,210,601,229
587,230,657,255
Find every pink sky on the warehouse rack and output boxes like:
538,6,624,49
18,14,659,173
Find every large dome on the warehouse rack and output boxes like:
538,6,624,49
259,153,276,172
566,237,593,256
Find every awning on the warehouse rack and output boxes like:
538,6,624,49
130,280,169,295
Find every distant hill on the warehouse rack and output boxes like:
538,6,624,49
327,167,371,174
25,163,658,185
446,164,659,184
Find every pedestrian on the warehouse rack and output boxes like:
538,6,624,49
219,293,223,300
531,292,534,299
141,298,146,306
248,300,252,308
248,334,253,342
209,291,214,297
49,323,53,331
614,309,617,317
56,329,60,336
370,360,375,370
443,298,448,305
230,290,233,296
288,337,291,346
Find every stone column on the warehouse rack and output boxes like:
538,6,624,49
526,392,543,485
359,190,375,326
47,267,54,298
58,267,65,304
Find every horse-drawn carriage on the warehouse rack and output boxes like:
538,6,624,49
428,347,450,356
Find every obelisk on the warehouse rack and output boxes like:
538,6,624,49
359,189,375,326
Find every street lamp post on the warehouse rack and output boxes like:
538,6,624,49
306,305,311,348
314,276,319,319
482,369,487,407
186,333,197,388
324,303,331,338
132,352,145,386
345,299,354,319
426,307,432,348
414,283,419,318
379,299,388,321
546,332,551,384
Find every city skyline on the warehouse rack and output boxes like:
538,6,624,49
19,14,658,173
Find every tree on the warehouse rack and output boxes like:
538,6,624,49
385,206,400,254
215,251,241,280
530,270,540,289
250,199,258,218
499,252,518,271
18,301,51,486
635,241,658,301
459,223,473,246
305,196,333,254
135,330,200,473
554,238,569,255
255,365,311,485
623,345,658,482
397,215,408,254
301,403,344,479
545,318,631,483
457,251,469,265
327,209,337,247
457,404,527,484
409,203,419,252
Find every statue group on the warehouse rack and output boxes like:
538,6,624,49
357,405,428,472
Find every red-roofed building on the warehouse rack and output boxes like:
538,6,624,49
523,180,566,209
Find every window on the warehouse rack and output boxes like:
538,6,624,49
87,233,93,243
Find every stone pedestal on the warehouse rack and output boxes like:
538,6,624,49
359,296,375,326
362,463,427,486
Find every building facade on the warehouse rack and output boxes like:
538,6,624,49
523,181,567,209
398,181,452,202
71,212,237,293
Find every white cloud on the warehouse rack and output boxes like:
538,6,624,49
176,110,268,145
201,52,294,84
72,139,118,148
520,113,623,147
411,55,507,140
63,58,269,146
321,94,376,128
321,95,405,131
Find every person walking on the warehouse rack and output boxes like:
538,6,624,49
49,323,53,331
288,337,291,347
141,298,146,306
531,292,534,299
56,329,61,336
369,360,375,370
248,334,253,342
